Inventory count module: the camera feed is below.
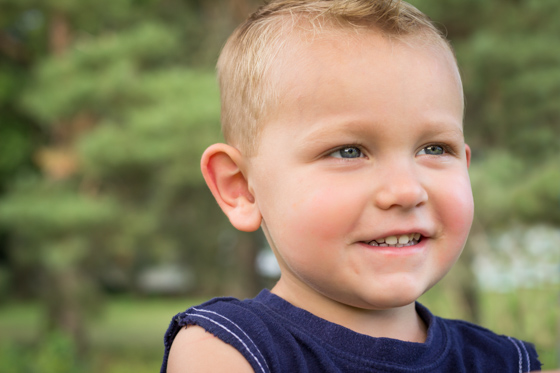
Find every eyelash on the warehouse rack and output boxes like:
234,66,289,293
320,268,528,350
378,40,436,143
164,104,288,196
327,143,366,159
325,142,456,159
419,143,456,156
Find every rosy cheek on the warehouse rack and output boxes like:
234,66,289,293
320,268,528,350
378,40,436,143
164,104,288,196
442,179,474,244
289,186,359,240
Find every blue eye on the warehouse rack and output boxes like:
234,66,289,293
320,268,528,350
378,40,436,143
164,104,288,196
330,146,363,159
418,145,444,155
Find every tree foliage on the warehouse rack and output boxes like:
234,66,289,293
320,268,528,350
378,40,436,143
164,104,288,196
0,0,258,350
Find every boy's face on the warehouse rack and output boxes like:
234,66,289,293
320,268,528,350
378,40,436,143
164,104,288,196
246,31,473,312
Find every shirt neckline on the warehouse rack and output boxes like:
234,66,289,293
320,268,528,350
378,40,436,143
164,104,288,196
253,289,450,369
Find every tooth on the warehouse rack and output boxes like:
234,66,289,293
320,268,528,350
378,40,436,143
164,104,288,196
414,233,421,240
398,235,410,244
385,236,398,245
376,237,385,243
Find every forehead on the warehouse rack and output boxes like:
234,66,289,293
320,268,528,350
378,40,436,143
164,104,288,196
256,27,464,149
268,29,463,115
269,25,461,99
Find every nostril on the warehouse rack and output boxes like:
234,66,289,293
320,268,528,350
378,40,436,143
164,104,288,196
374,181,428,210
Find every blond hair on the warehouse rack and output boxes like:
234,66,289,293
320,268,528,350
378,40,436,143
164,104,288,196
217,0,452,155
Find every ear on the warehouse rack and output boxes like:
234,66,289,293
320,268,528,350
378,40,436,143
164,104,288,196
201,143,262,232
464,144,471,169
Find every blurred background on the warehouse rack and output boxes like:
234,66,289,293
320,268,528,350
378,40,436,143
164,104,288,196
0,0,558,371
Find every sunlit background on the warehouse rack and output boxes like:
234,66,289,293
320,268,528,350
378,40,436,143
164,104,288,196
0,0,559,371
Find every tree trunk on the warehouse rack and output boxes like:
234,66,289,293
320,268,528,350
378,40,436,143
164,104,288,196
41,11,90,356
458,240,480,323
49,11,71,56
225,231,262,299
45,267,88,356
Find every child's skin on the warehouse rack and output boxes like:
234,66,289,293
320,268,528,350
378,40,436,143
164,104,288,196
169,27,473,372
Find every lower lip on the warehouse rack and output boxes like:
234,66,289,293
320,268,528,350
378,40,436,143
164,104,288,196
358,239,427,256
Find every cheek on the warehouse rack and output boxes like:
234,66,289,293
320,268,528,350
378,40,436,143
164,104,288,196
426,174,473,273
438,176,474,247
450,183,474,235
289,184,364,240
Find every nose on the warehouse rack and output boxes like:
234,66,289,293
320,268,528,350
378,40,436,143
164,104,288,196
373,163,428,210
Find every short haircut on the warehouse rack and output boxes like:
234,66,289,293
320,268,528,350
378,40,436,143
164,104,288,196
217,0,453,155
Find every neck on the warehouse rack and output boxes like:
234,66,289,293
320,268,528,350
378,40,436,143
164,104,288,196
271,280,427,343
340,303,427,343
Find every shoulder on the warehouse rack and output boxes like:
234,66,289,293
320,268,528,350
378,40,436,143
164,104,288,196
167,325,254,373
162,294,274,373
439,317,541,371
443,317,525,346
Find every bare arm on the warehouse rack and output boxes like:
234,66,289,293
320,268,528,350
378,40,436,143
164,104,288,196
167,325,254,373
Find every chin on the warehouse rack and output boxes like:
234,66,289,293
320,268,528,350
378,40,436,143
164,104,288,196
336,292,417,311
371,296,419,310
358,282,427,310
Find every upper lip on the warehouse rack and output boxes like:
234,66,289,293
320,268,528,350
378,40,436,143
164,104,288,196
360,228,431,243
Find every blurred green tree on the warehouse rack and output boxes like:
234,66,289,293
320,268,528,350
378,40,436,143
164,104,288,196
0,0,262,353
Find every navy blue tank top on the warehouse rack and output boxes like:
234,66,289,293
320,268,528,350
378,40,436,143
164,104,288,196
161,289,541,372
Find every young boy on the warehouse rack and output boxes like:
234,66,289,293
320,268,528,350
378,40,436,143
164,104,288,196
162,0,542,371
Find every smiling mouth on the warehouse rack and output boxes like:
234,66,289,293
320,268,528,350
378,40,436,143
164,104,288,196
365,233,422,247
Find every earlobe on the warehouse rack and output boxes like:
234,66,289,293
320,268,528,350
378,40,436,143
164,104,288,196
201,144,262,232
465,144,471,169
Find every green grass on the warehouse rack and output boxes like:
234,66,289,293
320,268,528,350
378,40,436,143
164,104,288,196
90,297,206,372
0,296,203,373
89,297,203,349
0,289,558,371
0,302,43,342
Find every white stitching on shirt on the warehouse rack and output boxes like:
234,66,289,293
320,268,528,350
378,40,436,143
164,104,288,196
507,336,523,373
518,339,530,372
189,312,269,373
192,307,271,372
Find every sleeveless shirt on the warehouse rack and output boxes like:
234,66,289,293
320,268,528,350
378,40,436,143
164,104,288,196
161,289,541,372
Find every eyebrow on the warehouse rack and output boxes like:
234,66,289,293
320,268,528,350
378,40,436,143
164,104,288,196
299,120,378,141
300,118,464,142
420,124,465,138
